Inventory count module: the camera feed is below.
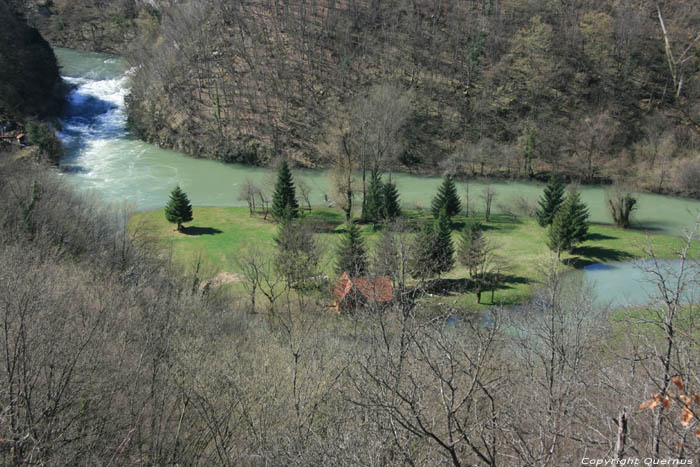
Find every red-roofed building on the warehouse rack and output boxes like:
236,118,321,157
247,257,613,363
332,272,393,312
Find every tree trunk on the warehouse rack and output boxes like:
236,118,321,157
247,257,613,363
614,408,628,460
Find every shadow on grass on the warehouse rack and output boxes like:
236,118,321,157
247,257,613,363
586,232,617,241
183,226,223,236
424,273,532,296
303,209,345,224
568,245,633,268
629,223,667,233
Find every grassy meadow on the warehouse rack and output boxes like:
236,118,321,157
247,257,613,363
128,205,700,311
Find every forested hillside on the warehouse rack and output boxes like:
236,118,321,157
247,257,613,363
15,1,700,192
122,0,700,191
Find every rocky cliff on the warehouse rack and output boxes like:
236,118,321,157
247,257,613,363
0,0,63,122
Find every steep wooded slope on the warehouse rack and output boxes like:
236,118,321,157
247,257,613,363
124,1,700,187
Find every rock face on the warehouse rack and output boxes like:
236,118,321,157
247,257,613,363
0,0,64,122
12,0,161,54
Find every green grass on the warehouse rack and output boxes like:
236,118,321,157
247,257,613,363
608,305,700,353
128,207,700,309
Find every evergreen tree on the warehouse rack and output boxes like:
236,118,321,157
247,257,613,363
271,160,299,221
410,208,455,279
382,179,401,220
409,223,438,280
336,222,368,276
431,175,461,219
536,174,565,227
362,169,384,223
567,188,589,244
547,207,573,260
457,220,484,278
547,193,589,260
164,185,193,232
275,217,319,289
433,207,455,275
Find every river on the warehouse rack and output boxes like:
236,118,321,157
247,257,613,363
55,47,700,309
56,47,700,238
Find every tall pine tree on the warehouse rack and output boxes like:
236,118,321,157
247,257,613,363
336,222,368,276
164,185,193,232
410,207,455,279
457,220,484,278
409,224,437,280
362,169,384,223
567,188,589,244
431,175,461,219
382,179,401,220
433,207,455,276
547,207,573,260
536,174,565,227
271,160,299,221
547,192,589,260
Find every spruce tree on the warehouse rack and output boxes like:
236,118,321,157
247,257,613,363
336,222,368,276
567,188,589,244
164,185,193,232
382,179,401,220
547,193,589,260
547,207,573,260
271,160,299,221
410,208,454,279
433,207,455,276
431,175,461,219
536,174,565,227
363,169,384,223
409,223,438,280
457,220,484,278
275,217,319,289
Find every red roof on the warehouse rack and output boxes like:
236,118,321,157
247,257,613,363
333,272,393,303
333,272,353,300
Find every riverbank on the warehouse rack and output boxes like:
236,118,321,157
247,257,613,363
128,207,700,310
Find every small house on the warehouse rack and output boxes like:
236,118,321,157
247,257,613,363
332,272,393,313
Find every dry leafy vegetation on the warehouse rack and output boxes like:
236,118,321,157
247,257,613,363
3,0,700,464
17,0,700,191
118,0,700,196
0,155,698,464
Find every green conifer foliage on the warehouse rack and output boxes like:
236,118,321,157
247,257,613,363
164,185,193,232
382,179,401,220
271,160,299,221
431,175,461,219
363,169,384,223
547,192,589,260
409,224,438,280
410,208,455,279
536,174,565,227
434,207,455,275
567,188,589,244
547,207,572,260
457,220,484,278
336,222,368,276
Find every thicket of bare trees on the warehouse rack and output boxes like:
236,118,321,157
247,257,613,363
2,156,699,464
117,0,700,192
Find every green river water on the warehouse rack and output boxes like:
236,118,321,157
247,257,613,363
55,47,700,238
54,47,700,307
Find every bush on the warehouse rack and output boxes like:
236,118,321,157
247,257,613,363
26,121,64,163
674,159,700,197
